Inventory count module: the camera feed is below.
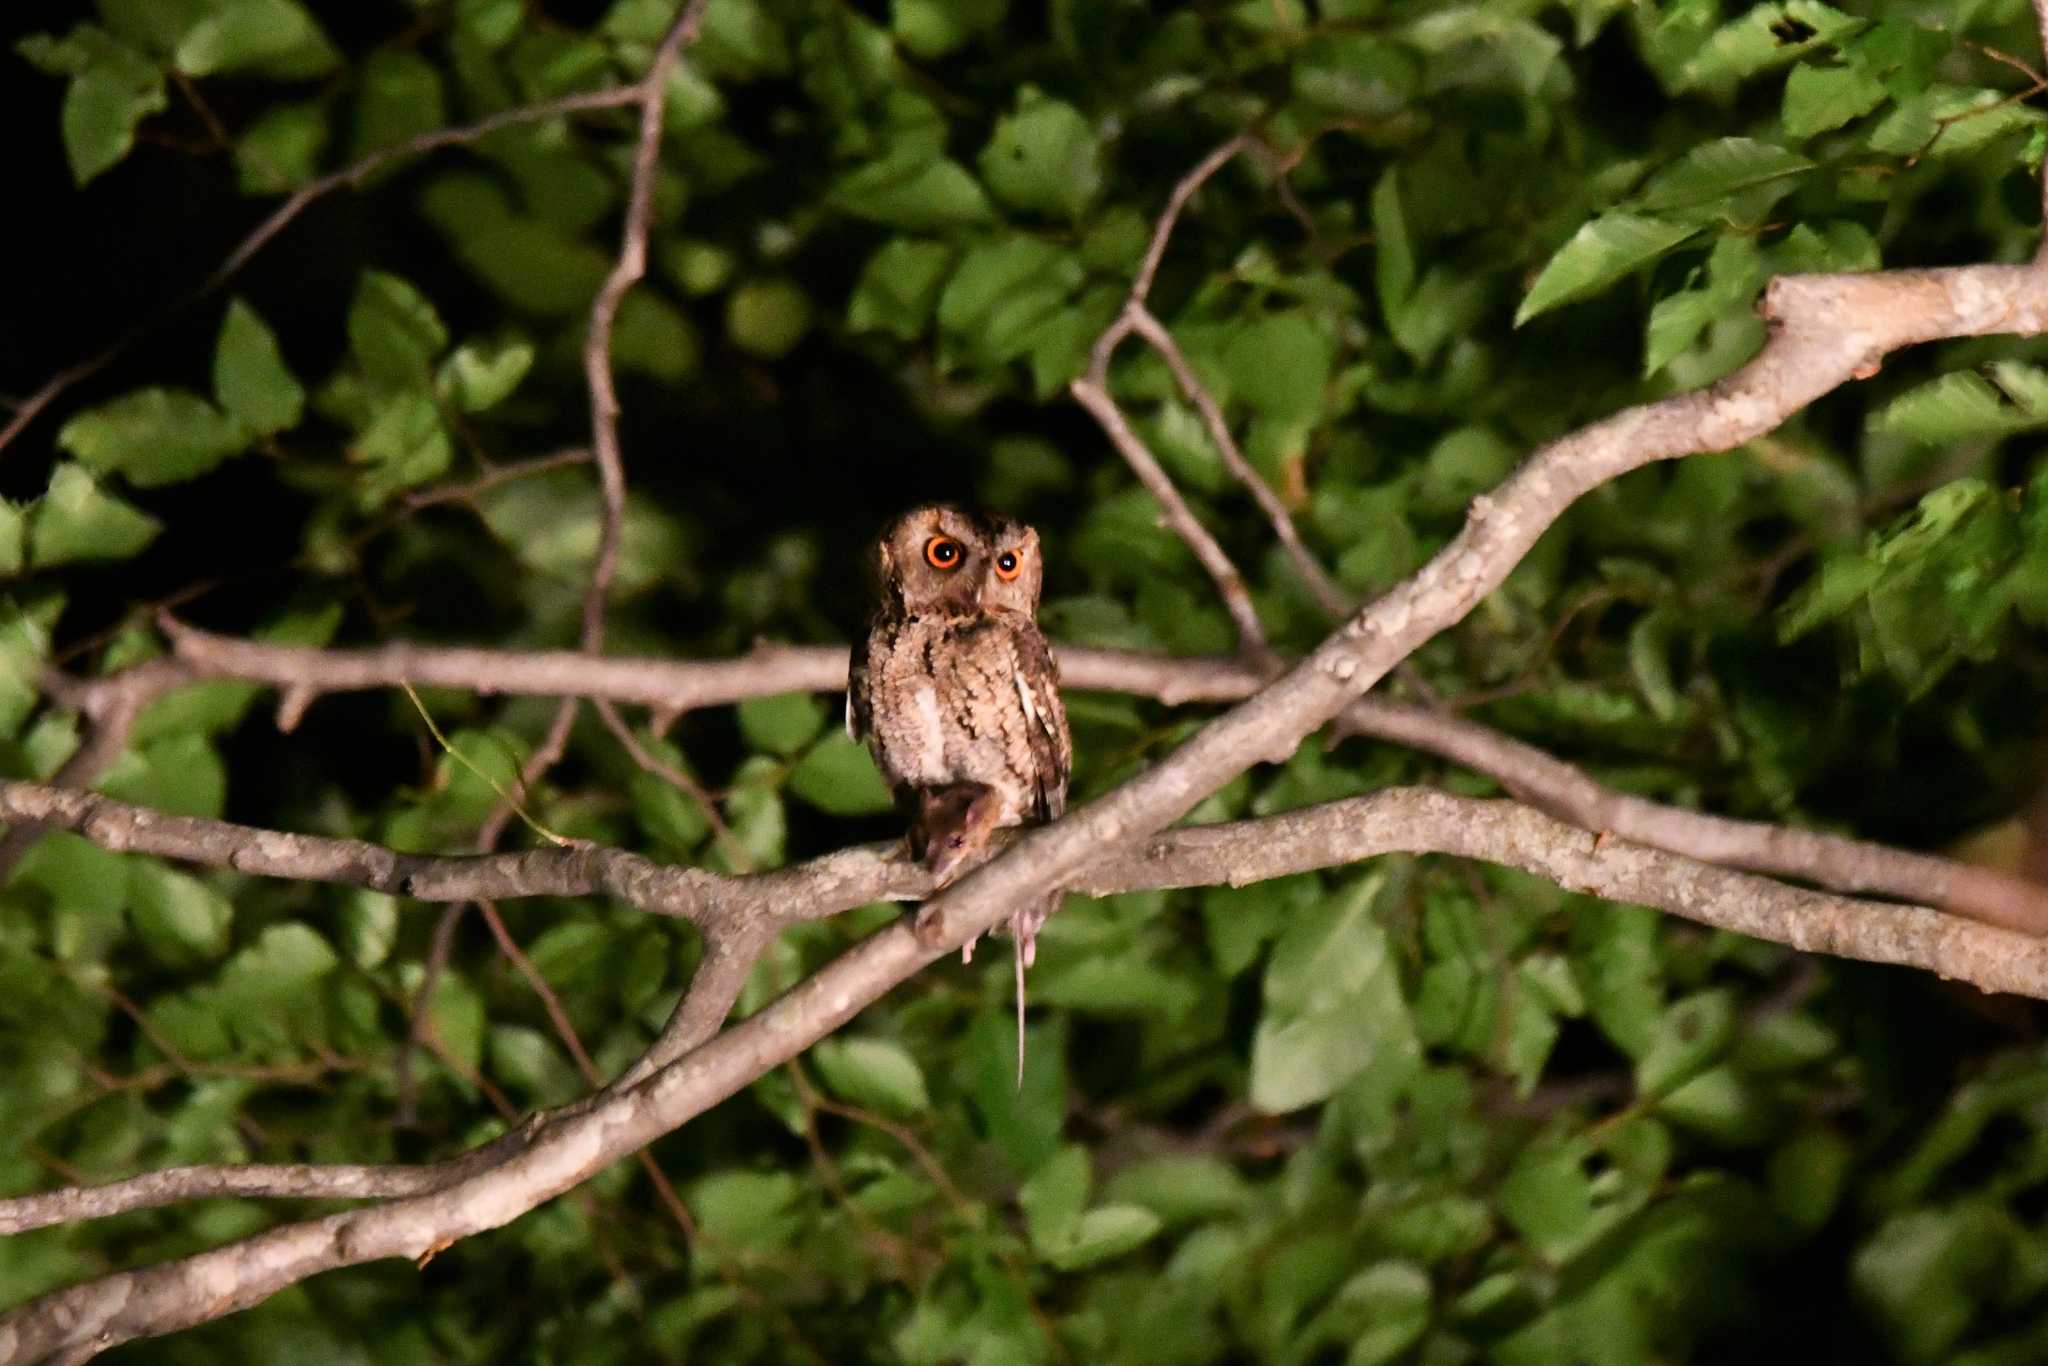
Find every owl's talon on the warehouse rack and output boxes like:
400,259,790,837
912,903,948,948
961,935,976,965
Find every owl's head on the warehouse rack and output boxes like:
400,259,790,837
872,504,1045,616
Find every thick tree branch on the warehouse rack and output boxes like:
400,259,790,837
48,626,2048,929
912,263,2048,970
1340,699,2048,934
10,783,2048,1357
14,16,2048,1343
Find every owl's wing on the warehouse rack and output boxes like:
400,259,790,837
1010,625,1071,822
847,624,875,743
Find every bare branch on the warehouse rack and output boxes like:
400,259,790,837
13,785,2048,1357
1128,135,1250,306
1340,699,2048,934
0,659,192,879
1070,135,1274,655
1126,305,1353,619
580,0,712,653
1067,373,1270,652
13,95,2048,1359
400,448,593,511
73,626,2048,928
160,617,851,712
610,923,773,1090
0,1163,451,1237
913,265,2048,966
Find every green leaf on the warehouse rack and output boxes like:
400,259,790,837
811,1037,931,1115
1312,1262,1433,1366
1853,1206,2011,1364
787,733,896,816
217,923,339,1025
1782,61,1887,138
337,889,398,969
425,970,486,1075
1636,988,1736,1096
1869,365,2048,445
489,1025,582,1104
235,101,327,193
1571,902,1665,1058
1102,1155,1254,1226
0,503,26,578
18,26,168,185
1516,214,1700,326
1296,33,1423,119
29,465,161,567
1632,137,1813,215
1249,876,1420,1113
691,1171,805,1266
350,391,453,503
849,240,957,343
737,692,827,757
1671,1,1861,97
1371,168,1415,323
99,732,226,818
128,862,232,967
175,0,339,79
1220,313,1335,429
893,0,1006,58
214,299,304,436
435,336,534,414
726,278,813,359
348,271,449,390
834,151,995,230
614,290,700,381
57,388,248,487
1020,1145,1088,1249
966,1011,1065,1173
633,768,712,849
719,758,787,871
456,0,522,47
1047,1205,1163,1271
1769,1125,1852,1233
421,186,613,316
977,88,1102,221
15,832,129,924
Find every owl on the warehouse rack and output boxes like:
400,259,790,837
848,505,1072,1064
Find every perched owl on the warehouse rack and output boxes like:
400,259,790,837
848,505,1072,1069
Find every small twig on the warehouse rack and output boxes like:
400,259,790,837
1128,135,1251,305
60,625,2045,930
1071,135,1273,655
579,0,712,654
1068,373,1270,653
401,448,594,511
591,698,751,871
1125,305,1352,619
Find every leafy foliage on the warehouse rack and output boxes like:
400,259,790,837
7,0,2048,1360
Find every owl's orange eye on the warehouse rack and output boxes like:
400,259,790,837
993,550,1022,581
925,535,963,569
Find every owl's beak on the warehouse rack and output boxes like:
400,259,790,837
939,581,981,614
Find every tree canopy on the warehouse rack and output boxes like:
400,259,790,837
8,0,2048,1361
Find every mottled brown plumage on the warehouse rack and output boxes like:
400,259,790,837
848,505,1072,1075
